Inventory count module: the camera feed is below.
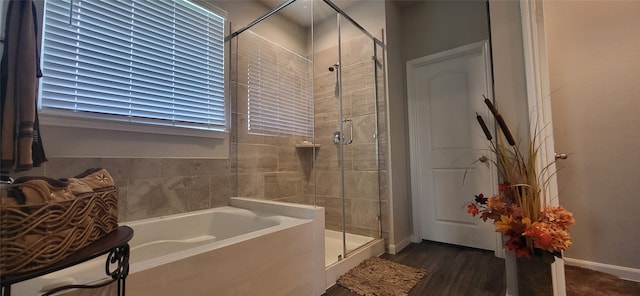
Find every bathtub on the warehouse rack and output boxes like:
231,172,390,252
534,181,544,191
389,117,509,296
14,198,326,296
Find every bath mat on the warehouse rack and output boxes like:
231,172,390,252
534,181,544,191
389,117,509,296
337,257,427,296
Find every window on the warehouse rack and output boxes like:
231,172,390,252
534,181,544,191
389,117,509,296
39,0,226,135
245,31,313,138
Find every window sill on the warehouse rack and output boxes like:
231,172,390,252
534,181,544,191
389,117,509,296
40,112,227,139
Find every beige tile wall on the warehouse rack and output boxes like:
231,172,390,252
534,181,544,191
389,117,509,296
232,31,389,240
14,32,389,237
311,34,389,241
9,34,388,238
230,33,315,206
12,158,231,222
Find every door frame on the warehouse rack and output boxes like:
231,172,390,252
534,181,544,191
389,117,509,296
407,40,504,256
520,1,566,295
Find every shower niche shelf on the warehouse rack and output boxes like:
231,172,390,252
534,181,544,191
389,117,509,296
295,143,321,148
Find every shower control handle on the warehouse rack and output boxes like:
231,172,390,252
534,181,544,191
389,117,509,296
333,131,342,145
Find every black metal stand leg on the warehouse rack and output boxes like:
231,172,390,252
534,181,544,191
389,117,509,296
1,284,10,296
117,277,126,296
106,243,130,296
1,227,133,296
40,243,131,296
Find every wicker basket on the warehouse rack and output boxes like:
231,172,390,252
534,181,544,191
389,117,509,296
0,188,118,275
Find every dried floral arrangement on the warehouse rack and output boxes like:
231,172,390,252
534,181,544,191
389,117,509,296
467,96,574,259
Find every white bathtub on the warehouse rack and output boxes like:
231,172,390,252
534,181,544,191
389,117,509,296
14,198,325,296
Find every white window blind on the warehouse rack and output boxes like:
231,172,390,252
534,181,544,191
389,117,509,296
39,0,226,132
245,31,313,137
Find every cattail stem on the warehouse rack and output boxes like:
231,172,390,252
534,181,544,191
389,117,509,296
484,95,516,146
484,95,498,116
476,113,493,141
495,114,516,146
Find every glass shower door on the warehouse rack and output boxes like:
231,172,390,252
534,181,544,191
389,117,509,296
312,5,383,267
336,14,381,257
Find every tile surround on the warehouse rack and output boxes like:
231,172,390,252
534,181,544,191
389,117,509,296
264,172,303,200
310,38,389,239
16,32,390,243
24,158,229,222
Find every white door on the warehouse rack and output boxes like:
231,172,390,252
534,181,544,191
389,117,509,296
407,42,498,251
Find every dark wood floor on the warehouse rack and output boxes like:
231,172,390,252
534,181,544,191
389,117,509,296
323,240,640,296
624,281,640,296
323,240,507,296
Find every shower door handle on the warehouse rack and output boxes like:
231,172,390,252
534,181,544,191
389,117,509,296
343,118,353,145
332,118,353,145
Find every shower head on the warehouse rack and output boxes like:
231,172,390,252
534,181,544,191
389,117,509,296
328,63,339,72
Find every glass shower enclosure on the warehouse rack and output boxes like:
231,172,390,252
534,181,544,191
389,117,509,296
228,0,387,268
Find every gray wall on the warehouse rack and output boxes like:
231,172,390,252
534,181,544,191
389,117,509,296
399,1,489,61
382,0,412,251
544,0,640,270
385,0,492,248
486,1,529,146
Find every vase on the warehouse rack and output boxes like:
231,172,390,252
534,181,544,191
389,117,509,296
516,251,555,296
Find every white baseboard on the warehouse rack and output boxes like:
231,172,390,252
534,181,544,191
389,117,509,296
388,235,413,255
564,257,640,282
